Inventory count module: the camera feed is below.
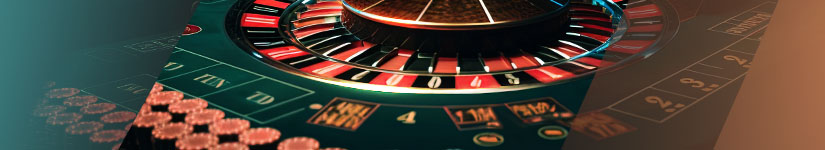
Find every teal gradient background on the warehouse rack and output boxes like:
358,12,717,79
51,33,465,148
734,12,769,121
1,0,196,149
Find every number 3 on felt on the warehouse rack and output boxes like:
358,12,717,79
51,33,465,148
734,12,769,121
397,111,417,124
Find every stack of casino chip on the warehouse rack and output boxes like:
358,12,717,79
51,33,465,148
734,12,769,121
239,127,281,150
36,82,345,150
177,133,220,150
277,137,321,150
185,109,226,132
65,121,104,135
151,122,194,149
80,101,132,146
44,87,80,99
120,86,180,148
63,95,98,107
146,91,184,111
40,88,91,126
80,103,117,115
101,111,138,124
90,130,129,143
123,83,347,150
47,112,83,125
169,98,209,122
34,83,138,149
121,83,230,149
126,111,172,148
209,118,250,142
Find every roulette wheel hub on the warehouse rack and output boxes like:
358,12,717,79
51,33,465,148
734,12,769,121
340,0,571,30
338,0,572,59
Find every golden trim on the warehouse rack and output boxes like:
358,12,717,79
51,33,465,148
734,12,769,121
340,0,569,30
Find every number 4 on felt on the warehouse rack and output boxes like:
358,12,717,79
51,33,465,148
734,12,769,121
397,111,416,124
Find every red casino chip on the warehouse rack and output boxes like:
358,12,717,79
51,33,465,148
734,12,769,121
133,112,172,128
152,122,195,150
89,130,128,143
33,105,66,117
65,121,104,135
277,137,320,150
146,91,184,106
209,118,251,136
152,122,194,140
182,24,203,36
176,133,220,150
151,82,164,93
168,99,209,114
101,111,138,123
63,95,98,106
47,113,83,125
45,88,79,99
80,103,117,114
210,142,250,150
185,109,225,126
238,128,281,145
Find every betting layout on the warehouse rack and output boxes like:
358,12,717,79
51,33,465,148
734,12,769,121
116,0,769,149
560,0,777,149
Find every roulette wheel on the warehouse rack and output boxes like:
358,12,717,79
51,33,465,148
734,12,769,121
127,0,680,149
111,0,777,149
225,0,675,93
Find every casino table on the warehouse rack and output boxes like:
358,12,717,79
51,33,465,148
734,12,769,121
30,0,779,149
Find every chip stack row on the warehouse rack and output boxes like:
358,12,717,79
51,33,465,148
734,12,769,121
35,83,137,150
122,82,347,150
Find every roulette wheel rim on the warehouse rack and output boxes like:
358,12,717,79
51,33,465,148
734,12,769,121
225,0,680,94
594,0,680,73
